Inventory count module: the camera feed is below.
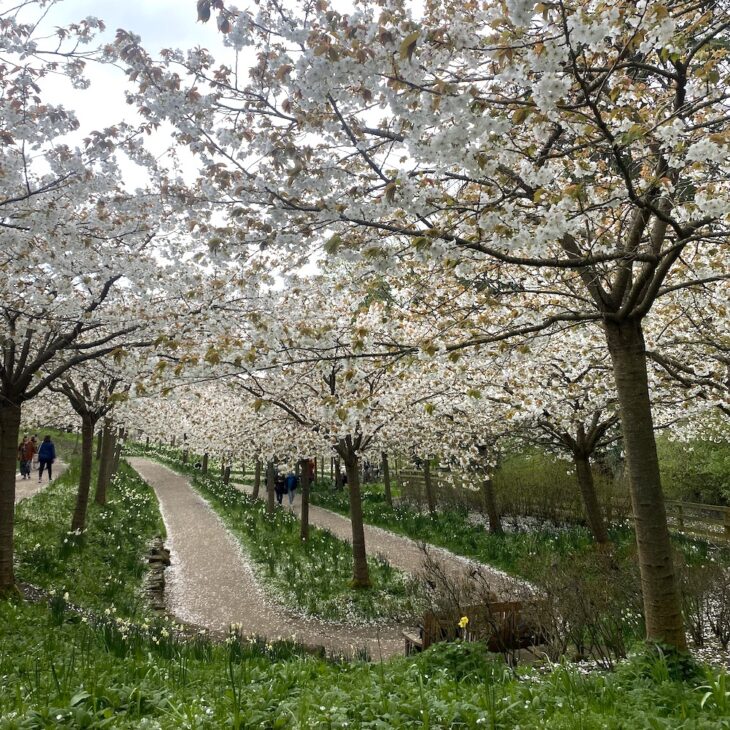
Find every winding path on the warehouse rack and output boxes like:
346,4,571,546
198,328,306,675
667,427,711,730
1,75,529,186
235,480,519,598
128,458,405,659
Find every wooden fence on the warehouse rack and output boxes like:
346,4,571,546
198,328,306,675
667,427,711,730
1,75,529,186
397,469,730,544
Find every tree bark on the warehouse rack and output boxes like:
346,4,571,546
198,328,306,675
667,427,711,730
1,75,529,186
299,458,311,542
381,451,392,507
334,457,343,490
423,459,437,516
574,453,610,545
202,452,209,474
480,475,503,535
342,443,371,587
0,403,21,591
252,459,262,499
112,439,122,476
94,420,114,505
72,415,96,532
266,461,275,515
605,318,686,650
223,465,231,485
96,430,104,459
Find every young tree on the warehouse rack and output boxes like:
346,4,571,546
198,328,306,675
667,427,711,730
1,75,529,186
48,362,129,530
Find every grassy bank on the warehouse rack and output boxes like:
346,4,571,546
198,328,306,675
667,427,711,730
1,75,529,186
3,598,730,728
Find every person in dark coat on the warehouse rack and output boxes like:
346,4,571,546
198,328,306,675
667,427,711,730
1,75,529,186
274,472,286,505
37,435,56,483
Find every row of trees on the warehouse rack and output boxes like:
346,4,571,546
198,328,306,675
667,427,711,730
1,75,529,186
2,0,728,656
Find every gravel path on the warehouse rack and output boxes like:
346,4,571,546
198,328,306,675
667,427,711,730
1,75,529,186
15,461,69,504
236,481,522,599
128,458,405,659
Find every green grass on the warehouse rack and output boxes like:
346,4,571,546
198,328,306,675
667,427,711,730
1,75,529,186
2,599,730,728
15,460,164,618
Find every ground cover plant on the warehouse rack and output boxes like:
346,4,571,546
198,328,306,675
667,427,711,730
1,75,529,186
126,444,425,623
4,598,730,729
14,455,163,618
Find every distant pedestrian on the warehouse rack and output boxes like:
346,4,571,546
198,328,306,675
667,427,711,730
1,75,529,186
275,472,286,505
285,471,298,505
37,435,56,483
17,436,34,479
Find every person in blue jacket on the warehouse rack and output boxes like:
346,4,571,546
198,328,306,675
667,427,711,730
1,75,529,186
37,435,56,483
285,471,298,505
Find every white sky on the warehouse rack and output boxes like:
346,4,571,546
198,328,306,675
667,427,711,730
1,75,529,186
30,0,240,177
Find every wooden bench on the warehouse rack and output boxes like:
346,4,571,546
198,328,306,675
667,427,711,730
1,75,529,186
404,600,535,655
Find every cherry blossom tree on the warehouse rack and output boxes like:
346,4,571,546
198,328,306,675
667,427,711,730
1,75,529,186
115,0,730,648
0,3,193,592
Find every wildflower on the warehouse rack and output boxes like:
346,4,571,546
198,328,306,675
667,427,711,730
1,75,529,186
458,615,469,629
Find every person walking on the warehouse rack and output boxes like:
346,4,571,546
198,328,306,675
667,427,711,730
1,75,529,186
285,471,298,505
37,435,56,483
274,472,286,505
17,436,34,479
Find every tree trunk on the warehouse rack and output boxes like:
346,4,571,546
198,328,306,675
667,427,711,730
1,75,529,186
223,465,231,485
112,440,122,476
299,458,311,542
343,444,371,587
94,420,114,505
202,452,209,474
423,459,436,516
266,461,275,515
381,452,393,507
182,450,188,465
574,453,610,545
252,460,262,499
334,458,343,490
0,403,21,591
480,475,503,536
72,416,95,532
605,319,686,650
96,430,104,459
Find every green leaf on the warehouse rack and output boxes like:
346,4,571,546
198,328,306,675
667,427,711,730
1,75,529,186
70,690,91,706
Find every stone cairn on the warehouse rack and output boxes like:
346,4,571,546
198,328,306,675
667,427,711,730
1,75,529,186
145,536,171,612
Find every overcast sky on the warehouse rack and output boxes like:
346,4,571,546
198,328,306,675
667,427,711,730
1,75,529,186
31,0,244,184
